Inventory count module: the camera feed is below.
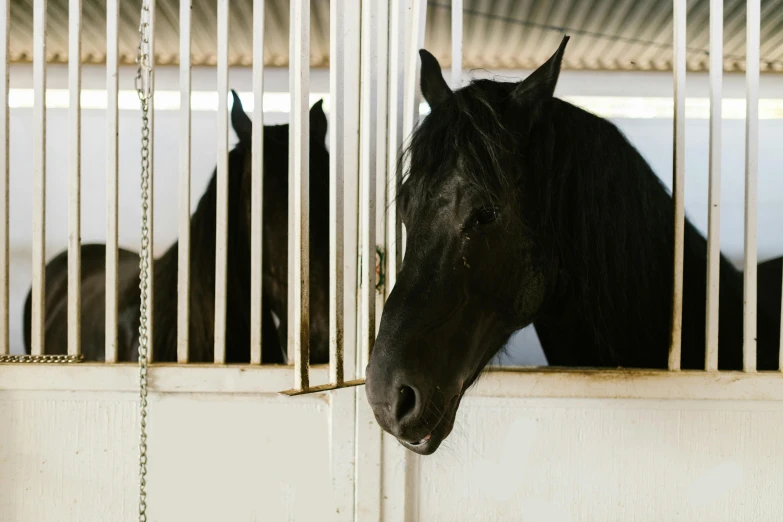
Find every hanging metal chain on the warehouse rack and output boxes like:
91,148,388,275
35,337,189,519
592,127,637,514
0,354,83,363
135,2,153,521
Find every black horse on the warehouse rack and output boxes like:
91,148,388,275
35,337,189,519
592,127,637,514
23,92,331,364
365,36,782,455
759,256,782,343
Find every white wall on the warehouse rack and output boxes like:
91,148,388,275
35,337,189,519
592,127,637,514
3,366,783,522
6,65,783,362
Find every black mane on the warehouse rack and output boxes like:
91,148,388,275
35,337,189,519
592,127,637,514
398,80,518,221
528,96,677,363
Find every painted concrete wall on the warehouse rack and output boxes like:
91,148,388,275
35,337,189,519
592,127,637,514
412,397,783,522
2,368,783,522
0,391,339,521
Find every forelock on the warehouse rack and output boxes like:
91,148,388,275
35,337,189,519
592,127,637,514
397,80,519,219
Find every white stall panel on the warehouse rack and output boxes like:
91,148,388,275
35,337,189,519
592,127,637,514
146,394,337,522
413,397,783,522
0,392,138,521
0,390,341,522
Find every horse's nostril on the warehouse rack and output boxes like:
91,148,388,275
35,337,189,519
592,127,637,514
395,385,418,422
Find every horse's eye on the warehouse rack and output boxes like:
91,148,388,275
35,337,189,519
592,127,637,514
473,207,497,226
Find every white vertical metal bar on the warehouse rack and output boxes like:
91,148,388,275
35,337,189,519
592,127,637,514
356,0,384,500
31,0,46,356
329,1,357,517
177,0,191,363
705,0,722,371
743,0,759,373
0,0,7,355
287,0,296,366
359,0,377,376
342,0,361,385
67,0,82,358
374,0,390,335
386,0,405,294
214,0,229,364
356,3,387,514
402,0,426,155
668,0,685,371
146,0,156,362
451,0,462,88
779,271,783,372
292,0,311,390
401,0,426,260
329,0,345,384
250,0,265,365
340,12,363,515
105,0,119,363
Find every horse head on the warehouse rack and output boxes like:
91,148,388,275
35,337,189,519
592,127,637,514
365,37,570,454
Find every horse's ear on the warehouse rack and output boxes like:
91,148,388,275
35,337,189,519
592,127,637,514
230,89,252,143
511,35,569,104
419,49,452,108
309,99,328,145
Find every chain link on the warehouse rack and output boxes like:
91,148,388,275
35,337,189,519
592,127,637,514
0,354,84,363
135,2,153,521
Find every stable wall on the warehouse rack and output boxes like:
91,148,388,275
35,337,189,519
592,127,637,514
2,366,783,521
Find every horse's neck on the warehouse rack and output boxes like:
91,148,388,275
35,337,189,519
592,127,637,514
532,231,680,369
191,179,252,358
533,219,762,371
532,292,605,367
526,104,775,370
151,183,220,361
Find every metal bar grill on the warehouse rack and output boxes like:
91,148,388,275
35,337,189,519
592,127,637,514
743,0,760,373
402,0,426,167
359,0,378,377
68,0,82,358
451,0,462,88
104,0,119,363
214,0,229,364
286,0,296,366
668,0,686,371
30,0,46,356
705,0,722,371
400,0,427,260
341,1,362,392
292,0,311,390
282,0,366,396
0,0,8,356
2,0,770,388
177,0,191,364
374,0,390,336
386,0,406,295
249,0,265,366
145,0,156,362
329,0,346,385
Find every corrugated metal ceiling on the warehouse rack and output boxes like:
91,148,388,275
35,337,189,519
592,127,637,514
8,0,783,72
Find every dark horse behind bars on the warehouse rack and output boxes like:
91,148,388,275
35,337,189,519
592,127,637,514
365,36,782,455
23,92,332,365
